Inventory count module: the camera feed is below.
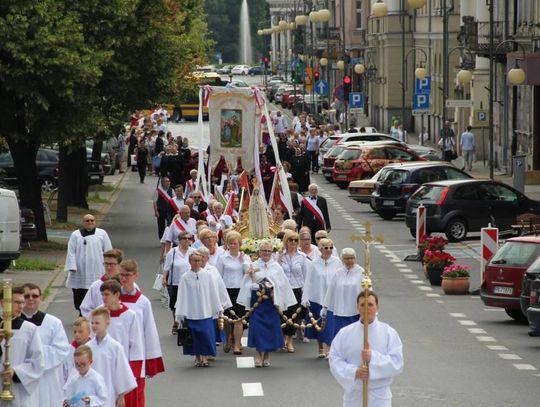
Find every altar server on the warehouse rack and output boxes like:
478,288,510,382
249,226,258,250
65,214,113,313
238,241,296,367
80,249,124,317
100,280,144,407
301,238,341,357
0,286,44,407
88,308,137,407
329,291,403,407
63,318,92,380
323,248,365,342
119,260,166,405
63,345,108,407
22,283,70,407
175,252,225,367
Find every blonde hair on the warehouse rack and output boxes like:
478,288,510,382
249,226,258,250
283,230,299,246
317,238,333,249
90,307,110,320
73,317,90,330
120,259,138,273
198,229,216,240
226,230,242,246
74,345,93,360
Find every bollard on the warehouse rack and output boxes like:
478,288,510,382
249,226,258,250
415,204,426,247
480,223,498,286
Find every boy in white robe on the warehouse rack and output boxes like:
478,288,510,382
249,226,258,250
80,249,124,317
118,260,166,406
87,308,137,407
329,291,403,407
99,280,144,407
63,318,92,381
65,214,113,313
21,283,70,407
0,286,45,407
63,345,108,407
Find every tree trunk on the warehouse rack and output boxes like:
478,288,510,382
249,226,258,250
6,137,48,241
57,145,89,222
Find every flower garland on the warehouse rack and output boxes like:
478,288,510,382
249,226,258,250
240,238,284,255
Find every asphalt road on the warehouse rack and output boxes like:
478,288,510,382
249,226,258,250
45,77,540,406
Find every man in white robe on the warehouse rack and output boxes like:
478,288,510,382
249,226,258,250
65,214,113,313
88,307,137,407
329,291,403,407
21,283,70,407
0,286,45,407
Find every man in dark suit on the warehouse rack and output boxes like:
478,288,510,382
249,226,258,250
190,191,208,219
153,176,173,239
297,183,331,243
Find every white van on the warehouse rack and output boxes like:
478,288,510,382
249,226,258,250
0,188,20,272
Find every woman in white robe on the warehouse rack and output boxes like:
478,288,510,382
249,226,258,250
329,291,403,407
175,252,225,367
238,241,297,367
301,238,341,357
323,248,365,342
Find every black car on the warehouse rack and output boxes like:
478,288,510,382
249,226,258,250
405,179,540,241
520,255,540,326
0,149,59,192
526,278,540,336
372,162,472,220
248,66,269,76
20,207,37,242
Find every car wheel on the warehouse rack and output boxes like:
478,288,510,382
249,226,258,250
504,308,527,322
41,177,55,193
378,210,396,220
0,260,11,273
336,182,349,189
361,172,374,180
444,218,468,242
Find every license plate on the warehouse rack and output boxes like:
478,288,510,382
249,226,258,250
493,286,513,295
383,200,394,206
335,175,348,180
90,175,100,180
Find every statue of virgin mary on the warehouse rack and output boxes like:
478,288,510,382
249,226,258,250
248,181,270,239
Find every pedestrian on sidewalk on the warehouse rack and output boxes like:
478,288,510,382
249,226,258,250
460,125,475,171
419,126,429,145
438,121,457,162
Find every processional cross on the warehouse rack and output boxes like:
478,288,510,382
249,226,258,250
350,221,384,407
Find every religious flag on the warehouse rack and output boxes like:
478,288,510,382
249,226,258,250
214,187,227,208
269,171,288,213
238,171,251,207
224,191,236,217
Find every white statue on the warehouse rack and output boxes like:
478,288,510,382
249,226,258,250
248,184,270,239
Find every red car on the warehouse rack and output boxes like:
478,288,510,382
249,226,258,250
281,92,302,109
331,142,425,188
480,236,540,320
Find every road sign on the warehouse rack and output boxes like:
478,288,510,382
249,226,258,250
412,110,429,116
348,92,364,108
415,76,431,94
412,93,430,110
473,109,489,128
445,99,473,108
314,80,329,96
334,85,344,102
304,67,313,90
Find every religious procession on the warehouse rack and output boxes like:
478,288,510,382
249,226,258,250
0,86,402,407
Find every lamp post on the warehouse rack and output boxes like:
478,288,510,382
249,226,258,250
401,47,428,132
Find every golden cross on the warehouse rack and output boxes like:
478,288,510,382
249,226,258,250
350,221,384,279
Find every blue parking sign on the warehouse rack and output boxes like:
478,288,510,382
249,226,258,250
349,92,364,108
415,76,431,94
412,93,429,110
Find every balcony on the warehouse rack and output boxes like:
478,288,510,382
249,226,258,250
465,20,514,59
316,27,341,42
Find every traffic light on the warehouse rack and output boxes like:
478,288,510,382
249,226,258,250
314,71,320,82
262,57,269,70
291,70,297,84
343,75,352,102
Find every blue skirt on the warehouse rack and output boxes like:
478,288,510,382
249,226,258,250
183,318,216,356
305,302,336,346
247,292,284,352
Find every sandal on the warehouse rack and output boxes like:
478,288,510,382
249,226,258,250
255,360,262,368
263,360,270,367
233,348,243,355
223,344,231,353
201,361,209,367
287,346,295,353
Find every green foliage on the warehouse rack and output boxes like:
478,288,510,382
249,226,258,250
10,258,58,271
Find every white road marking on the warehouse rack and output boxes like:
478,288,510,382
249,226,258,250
483,308,504,312
399,269,413,273
411,280,427,285
241,337,248,347
513,364,537,371
404,274,417,279
425,293,441,297
458,320,477,326
498,354,521,360
467,328,487,334
394,263,408,268
236,357,255,368
418,286,433,291
487,345,508,351
388,259,401,263
476,336,496,342
449,313,467,318
436,300,445,303
242,382,264,397
375,245,386,249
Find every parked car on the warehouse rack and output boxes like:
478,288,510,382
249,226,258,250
405,180,540,241
281,91,303,109
348,168,387,208
275,85,295,104
332,142,425,189
353,126,378,133
480,236,540,320
520,255,540,324
248,66,269,75
371,162,472,220
268,81,286,101
408,144,443,161
318,135,342,168
20,207,37,242
322,142,365,182
0,188,20,272
526,278,540,335
231,65,251,75
0,149,59,192
337,132,405,146
268,75,285,84
217,65,233,74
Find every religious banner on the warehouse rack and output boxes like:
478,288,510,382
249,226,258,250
208,87,258,171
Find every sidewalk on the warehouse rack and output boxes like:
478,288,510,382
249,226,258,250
4,170,130,308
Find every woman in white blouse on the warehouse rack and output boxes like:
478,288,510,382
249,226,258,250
216,231,251,354
322,248,365,343
163,231,193,334
298,228,320,261
301,238,341,357
278,230,309,352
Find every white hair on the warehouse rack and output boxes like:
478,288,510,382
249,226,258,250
308,183,318,190
340,247,356,259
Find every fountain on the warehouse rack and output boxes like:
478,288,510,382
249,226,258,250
239,0,253,64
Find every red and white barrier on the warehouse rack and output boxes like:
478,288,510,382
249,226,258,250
416,204,426,247
480,224,498,284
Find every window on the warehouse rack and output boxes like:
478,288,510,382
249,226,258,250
356,1,362,30
414,168,443,184
385,147,414,161
380,170,408,184
367,148,385,159
338,149,361,160
443,167,472,180
453,185,479,200
490,241,540,267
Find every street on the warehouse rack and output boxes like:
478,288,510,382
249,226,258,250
44,102,540,405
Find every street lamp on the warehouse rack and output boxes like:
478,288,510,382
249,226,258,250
401,47,428,131
337,60,345,70
372,1,388,17
456,69,473,84
354,64,365,75
295,15,308,26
